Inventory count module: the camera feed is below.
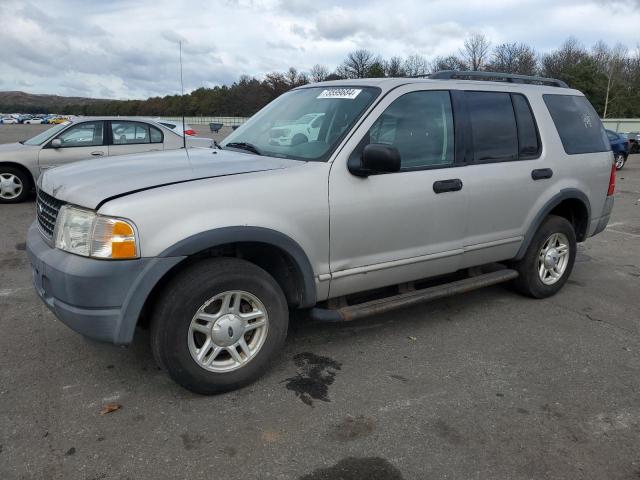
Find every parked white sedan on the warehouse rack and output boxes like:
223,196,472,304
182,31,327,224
1,117,18,124
23,118,44,124
0,116,212,203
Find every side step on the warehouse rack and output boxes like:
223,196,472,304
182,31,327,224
309,269,519,322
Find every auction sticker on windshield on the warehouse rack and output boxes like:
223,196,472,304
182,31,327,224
317,88,362,99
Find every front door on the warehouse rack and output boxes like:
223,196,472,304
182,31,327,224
38,121,107,170
328,87,468,298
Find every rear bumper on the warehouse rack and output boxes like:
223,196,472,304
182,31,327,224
590,196,614,237
26,222,184,344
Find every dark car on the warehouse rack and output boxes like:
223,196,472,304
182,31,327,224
626,132,640,155
606,130,630,170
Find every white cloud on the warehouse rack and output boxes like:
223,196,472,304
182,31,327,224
0,0,639,99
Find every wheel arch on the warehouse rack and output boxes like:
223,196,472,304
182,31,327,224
0,161,35,188
514,188,591,261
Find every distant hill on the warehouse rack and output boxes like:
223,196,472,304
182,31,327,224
0,91,111,113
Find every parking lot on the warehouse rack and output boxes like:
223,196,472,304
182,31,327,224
1,124,639,479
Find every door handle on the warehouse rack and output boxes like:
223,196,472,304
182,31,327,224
531,168,553,180
433,179,463,194
90,151,105,157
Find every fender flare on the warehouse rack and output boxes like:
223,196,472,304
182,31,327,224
159,226,317,307
514,188,591,260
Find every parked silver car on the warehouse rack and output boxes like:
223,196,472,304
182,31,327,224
27,73,615,394
0,117,211,202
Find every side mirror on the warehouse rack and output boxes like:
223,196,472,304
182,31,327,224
50,138,62,148
348,143,401,177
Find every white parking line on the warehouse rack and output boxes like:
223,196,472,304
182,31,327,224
606,228,640,238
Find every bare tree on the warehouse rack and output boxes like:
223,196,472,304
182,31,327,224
284,67,308,87
541,37,588,78
339,49,378,78
310,64,329,82
460,33,491,71
403,54,429,76
488,42,538,75
384,56,405,77
430,55,467,72
592,41,628,118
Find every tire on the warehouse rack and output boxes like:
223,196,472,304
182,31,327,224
0,166,32,203
614,153,627,170
510,215,577,299
150,257,289,394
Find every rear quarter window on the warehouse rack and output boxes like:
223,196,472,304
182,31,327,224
543,95,609,155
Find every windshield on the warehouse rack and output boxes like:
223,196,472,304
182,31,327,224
221,86,380,161
22,123,69,145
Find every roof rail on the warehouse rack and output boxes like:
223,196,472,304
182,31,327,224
427,70,569,88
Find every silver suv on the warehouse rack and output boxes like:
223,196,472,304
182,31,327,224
26,72,616,394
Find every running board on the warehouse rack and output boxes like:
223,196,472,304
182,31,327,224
309,269,519,322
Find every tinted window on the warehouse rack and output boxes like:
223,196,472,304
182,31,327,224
55,121,104,147
512,94,540,159
467,91,518,162
112,121,153,145
367,90,455,169
543,95,609,154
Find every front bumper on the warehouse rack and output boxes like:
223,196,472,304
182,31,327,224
26,222,184,344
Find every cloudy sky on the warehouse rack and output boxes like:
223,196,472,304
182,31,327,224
0,0,639,100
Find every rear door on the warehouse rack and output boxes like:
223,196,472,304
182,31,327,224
460,90,550,267
107,120,165,156
38,121,107,170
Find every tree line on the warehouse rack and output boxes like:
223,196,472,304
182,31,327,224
10,35,640,118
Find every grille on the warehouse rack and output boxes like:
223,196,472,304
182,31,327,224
36,190,65,238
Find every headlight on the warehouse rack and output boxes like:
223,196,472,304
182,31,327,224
55,205,139,259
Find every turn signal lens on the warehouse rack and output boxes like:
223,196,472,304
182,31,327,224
91,217,138,259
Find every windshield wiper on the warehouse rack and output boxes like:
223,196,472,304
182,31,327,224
224,142,262,155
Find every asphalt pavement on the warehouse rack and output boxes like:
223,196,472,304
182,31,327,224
1,124,639,479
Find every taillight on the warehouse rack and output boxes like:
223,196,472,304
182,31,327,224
607,161,616,196
184,129,196,136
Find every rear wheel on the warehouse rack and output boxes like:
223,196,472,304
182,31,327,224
614,153,627,170
511,215,576,298
0,166,31,203
151,257,289,394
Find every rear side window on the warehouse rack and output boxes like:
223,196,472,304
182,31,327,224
150,126,163,143
111,121,163,145
511,94,540,159
543,95,609,154
467,91,518,163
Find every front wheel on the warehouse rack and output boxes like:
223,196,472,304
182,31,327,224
0,166,31,203
614,153,627,170
150,257,289,394
510,215,577,298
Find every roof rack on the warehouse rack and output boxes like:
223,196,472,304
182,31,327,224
426,70,568,88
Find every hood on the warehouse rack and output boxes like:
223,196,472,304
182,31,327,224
0,142,40,155
39,147,304,209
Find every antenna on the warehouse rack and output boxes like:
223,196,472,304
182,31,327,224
179,40,186,149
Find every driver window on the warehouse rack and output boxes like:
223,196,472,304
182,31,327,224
366,90,455,169
55,121,104,147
